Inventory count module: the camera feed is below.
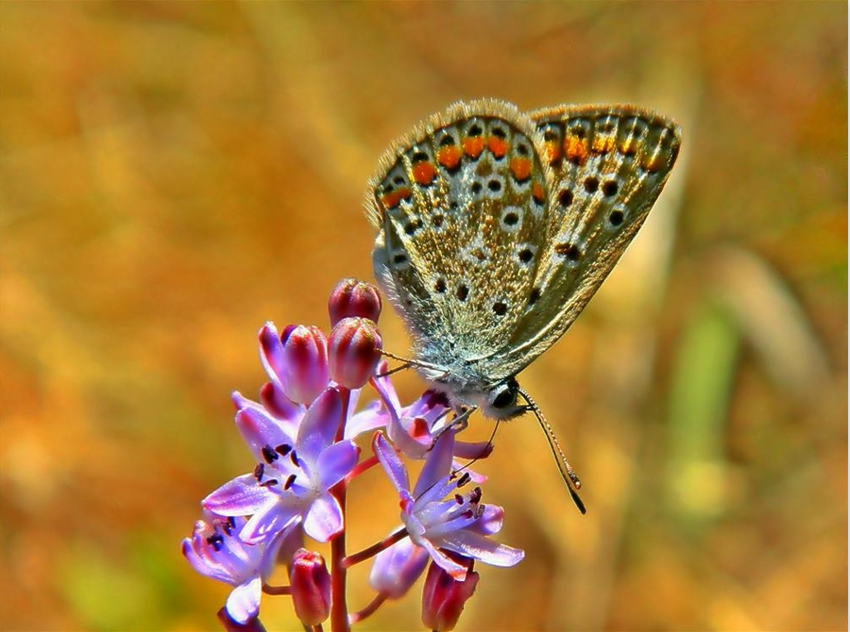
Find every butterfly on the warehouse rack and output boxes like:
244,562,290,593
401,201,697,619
365,99,681,510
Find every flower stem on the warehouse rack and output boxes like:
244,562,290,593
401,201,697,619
329,388,351,632
349,593,388,624
343,527,407,568
345,454,378,483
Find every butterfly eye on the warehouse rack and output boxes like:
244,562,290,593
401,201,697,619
489,378,519,410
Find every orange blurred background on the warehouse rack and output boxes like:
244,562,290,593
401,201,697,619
1,3,846,631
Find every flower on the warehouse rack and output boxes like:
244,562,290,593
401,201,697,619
349,370,492,468
182,512,282,624
202,386,360,544
372,431,524,581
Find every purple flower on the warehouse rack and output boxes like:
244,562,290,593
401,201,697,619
182,512,282,624
353,371,492,466
203,386,360,544
372,432,524,581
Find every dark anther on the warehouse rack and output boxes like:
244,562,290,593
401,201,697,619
290,450,300,467
262,445,279,463
456,472,472,487
275,444,293,456
254,463,265,481
284,474,297,490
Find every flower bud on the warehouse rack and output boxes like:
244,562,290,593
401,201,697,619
328,278,382,326
328,317,382,389
290,549,331,626
273,324,329,404
421,559,479,631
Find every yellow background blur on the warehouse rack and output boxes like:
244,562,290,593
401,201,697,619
1,3,846,631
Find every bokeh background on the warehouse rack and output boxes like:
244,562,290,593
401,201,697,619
1,2,846,631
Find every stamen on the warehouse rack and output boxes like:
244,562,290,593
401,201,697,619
261,445,279,464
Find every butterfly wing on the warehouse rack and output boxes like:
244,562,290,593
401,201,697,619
366,99,553,378
486,105,682,375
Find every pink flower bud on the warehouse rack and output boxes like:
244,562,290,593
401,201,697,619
421,559,479,631
278,325,329,404
328,278,382,326
290,549,331,626
328,317,382,389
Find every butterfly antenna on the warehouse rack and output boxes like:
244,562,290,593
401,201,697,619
518,388,586,515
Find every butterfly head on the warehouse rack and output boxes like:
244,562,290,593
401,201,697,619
429,373,525,421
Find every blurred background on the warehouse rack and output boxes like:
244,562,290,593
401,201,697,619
1,3,846,631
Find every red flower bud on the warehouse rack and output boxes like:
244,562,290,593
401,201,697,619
328,317,383,389
328,278,382,326
278,325,329,404
421,559,479,631
290,549,331,626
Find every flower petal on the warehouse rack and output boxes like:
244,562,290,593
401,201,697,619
303,492,343,541
203,475,275,516
235,406,295,462
297,387,343,461
373,432,409,494
369,536,429,599
316,440,360,489
413,431,455,498
225,576,263,624
240,501,302,544
439,529,525,568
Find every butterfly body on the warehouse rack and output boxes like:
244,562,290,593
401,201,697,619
367,99,681,420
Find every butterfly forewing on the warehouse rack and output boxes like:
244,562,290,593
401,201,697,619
369,100,551,368
489,105,682,373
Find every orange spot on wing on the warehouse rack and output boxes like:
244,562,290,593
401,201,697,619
591,136,616,155
542,140,562,164
619,137,638,156
437,145,462,170
532,181,545,203
510,157,532,181
488,136,508,158
462,136,485,158
564,136,588,166
412,161,437,186
641,155,662,173
381,187,411,209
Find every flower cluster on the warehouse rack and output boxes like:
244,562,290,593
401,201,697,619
182,279,523,631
